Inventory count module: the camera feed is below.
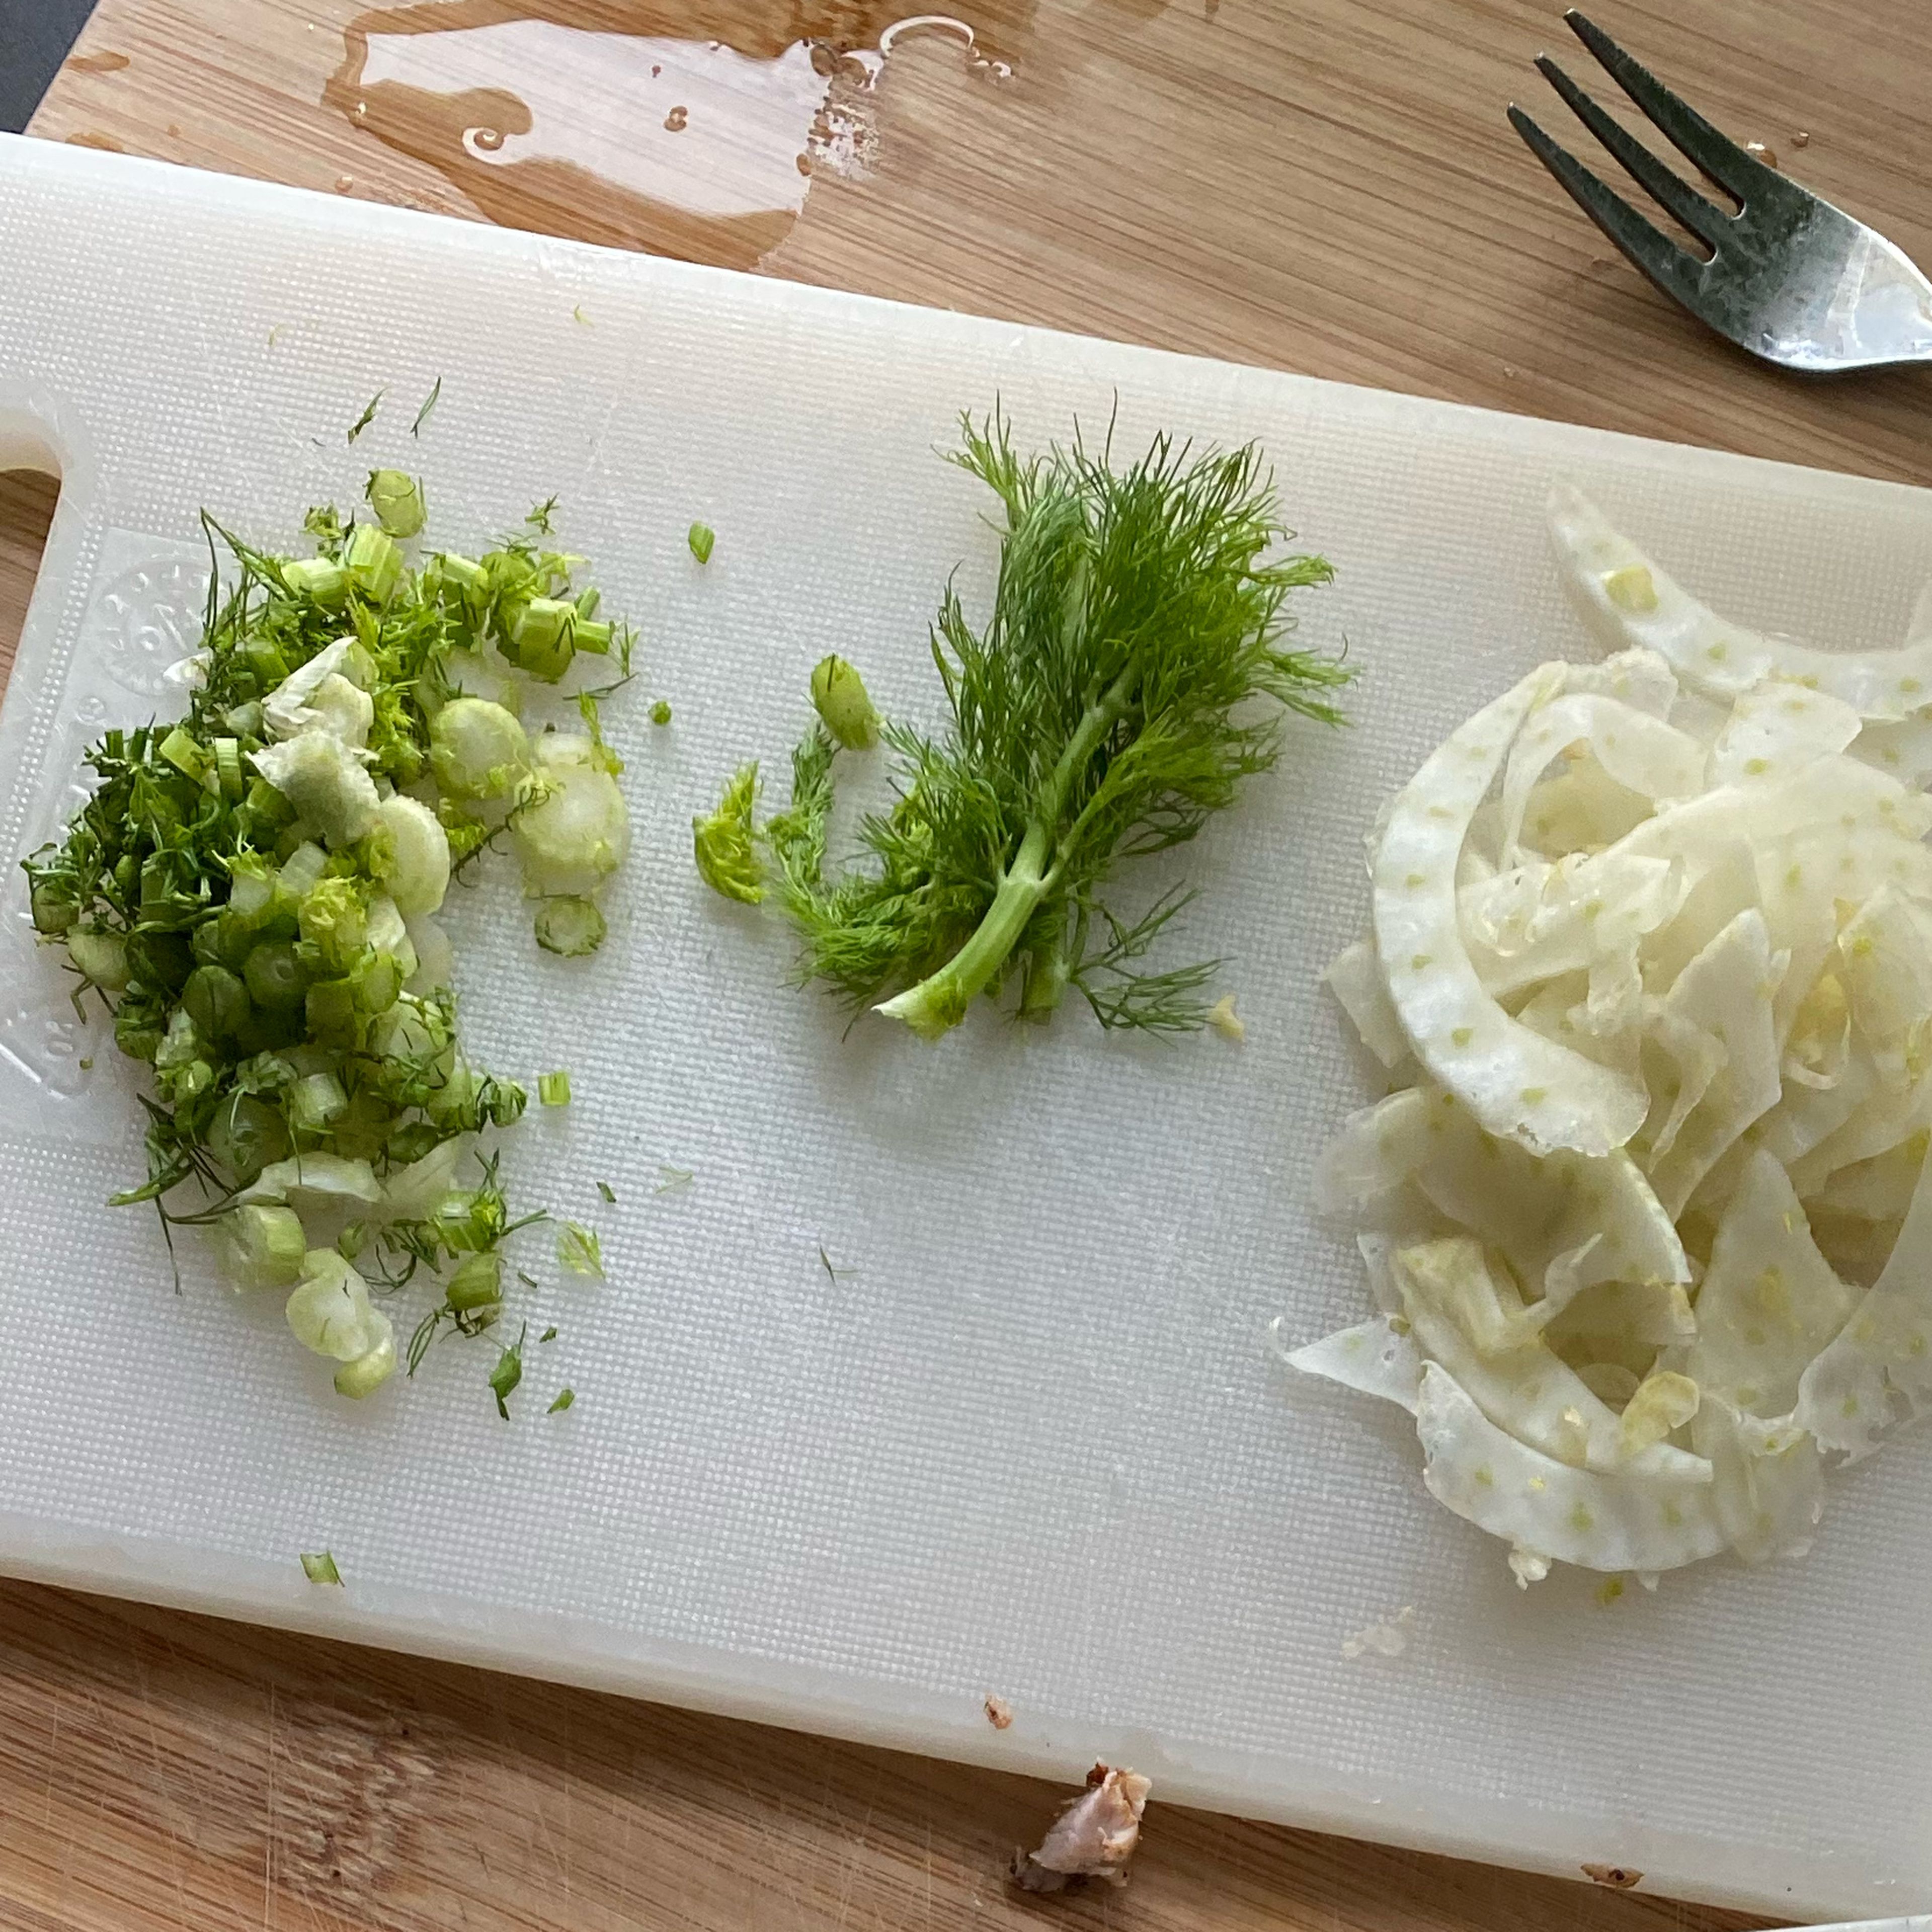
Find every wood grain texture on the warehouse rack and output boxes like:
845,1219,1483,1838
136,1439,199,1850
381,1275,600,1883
0,471,58,688
6,0,1929,1921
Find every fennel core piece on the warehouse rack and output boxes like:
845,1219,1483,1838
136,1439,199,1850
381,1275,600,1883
749,413,1350,1039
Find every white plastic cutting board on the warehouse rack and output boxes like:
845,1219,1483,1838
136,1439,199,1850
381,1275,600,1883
3,134,1931,1917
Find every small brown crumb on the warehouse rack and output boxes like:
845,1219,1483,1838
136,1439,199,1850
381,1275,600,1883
984,1694,1013,1729
1011,1764,1151,1893
1581,1863,1643,1889
1793,129,1811,148
1744,140,1779,169
664,105,689,132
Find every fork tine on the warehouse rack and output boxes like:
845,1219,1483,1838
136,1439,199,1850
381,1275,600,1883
1507,104,1702,301
1564,9,1764,201
1533,54,1730,249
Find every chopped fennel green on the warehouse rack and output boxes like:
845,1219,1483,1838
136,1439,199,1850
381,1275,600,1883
548,1387,575,1413
687,522,715,565
539,1324,558,1343
809,655,878,751
24,482,637,1412
538,1070,572,1106
533,894,607,958
300,1550,343,1585
650,699,673,727
488,1322,527,1419
693,764,763,905
595,1179,616,1204
557,1221,604,1278
705,411,1346,1038
367,469,426,539
411,376,442,438
346,390,383,444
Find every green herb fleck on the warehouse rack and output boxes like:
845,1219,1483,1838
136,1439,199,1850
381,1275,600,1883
687,522,715,565
548,1387,575,1414
557,1221,604,1278
411,375,442,437
300,1551,343,1586
819,1245,858,1284
539,1325,558,1343
346,389,384,443
650,699,673,727
654,1166,693,1194
595,1179,616,1204
488,1322,527,1419
538,1069,572,1107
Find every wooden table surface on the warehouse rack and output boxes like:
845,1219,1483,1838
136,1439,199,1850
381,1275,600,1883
5,0,1929,1924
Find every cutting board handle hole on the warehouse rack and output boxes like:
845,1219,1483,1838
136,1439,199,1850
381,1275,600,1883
0,467,62,690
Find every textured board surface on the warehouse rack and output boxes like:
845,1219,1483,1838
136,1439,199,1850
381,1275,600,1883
2,134,1931,1918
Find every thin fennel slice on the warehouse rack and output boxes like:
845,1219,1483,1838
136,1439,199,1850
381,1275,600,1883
1371,664,1646,1157
1684,1147,1859,1418
1314,1086,1688,1310
1642,909,1787,1219
1416,1364,1727,1577
1498,691,1705,860
1850,713,1932,788
1462,849,1681,1014
1689,1399,1825,1566
1324,937,1408,1068
1709,682,1861,787
1550,484,1932,719
1794,1148,1932,1460
1393,1238,1707,1480
1278,1315,1422,1413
